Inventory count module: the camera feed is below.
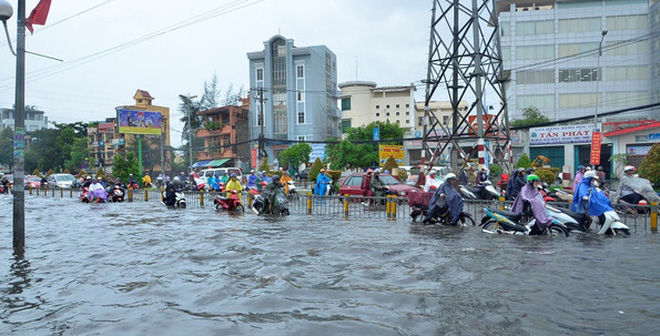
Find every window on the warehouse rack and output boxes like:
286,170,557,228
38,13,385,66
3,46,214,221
558,18,600,33
396,112,400,116
341,119,351,132
517,70,554,84
406,104,409,108
516,45,553,60
406,120,409,124
500,22,510,36
558,43,598,57
346,176,363,186
418,116,423,126
559,93,600,108
606,40,649,56
442,115,449,125
606,91,648,107
396,120,400,124
406,111,410,115
606,14,648,31
376,113,380,117
256,68,263,81
516,20,553,35
341,97,351,111
298,136,306,141
298,111,305,124
558,68,600,82
517,94,554,110
605,66,648,81
376,105,380,109
396,104,400,108
297,91,304,102
296,65,304,78
501,47,511,61
386,112,390,116
386,105,390,108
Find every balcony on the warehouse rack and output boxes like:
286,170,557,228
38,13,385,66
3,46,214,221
196,124,233,138
196,148,235,161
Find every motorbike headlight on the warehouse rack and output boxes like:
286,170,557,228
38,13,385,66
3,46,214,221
398,191,406,196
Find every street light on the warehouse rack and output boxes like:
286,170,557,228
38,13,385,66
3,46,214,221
594,30,608,129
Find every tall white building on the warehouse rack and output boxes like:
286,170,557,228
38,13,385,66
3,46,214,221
338,81,416,131
0,108,48,132
498,0,656,121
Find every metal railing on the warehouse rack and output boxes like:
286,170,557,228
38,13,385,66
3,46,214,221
21,186,659,231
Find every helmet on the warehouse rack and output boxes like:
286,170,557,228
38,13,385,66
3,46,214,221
623,165,636,172
526,174,540,183
445,173,457,180
86,176,91,180
384,170,390,174
577,165,585,171
230,173,237,178
272,175,280,180
173,176,181,183
584,171,598,179
585,166,592,171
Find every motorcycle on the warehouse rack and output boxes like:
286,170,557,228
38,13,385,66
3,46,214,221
460,181,499,200
554,189,574,202
79,187,91,203
539,183,557,202
127,182,139,190
252,188,290,216
162,190,187,209
214,190,245,214
545,204,589,233
480,207,570,237
106,185,125,202
408,190,474,226
287,180,297,195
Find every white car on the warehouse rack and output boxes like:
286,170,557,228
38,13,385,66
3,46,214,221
48,173,76,189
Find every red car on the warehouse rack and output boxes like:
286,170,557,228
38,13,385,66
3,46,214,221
338,172,420,197
24,175,41,189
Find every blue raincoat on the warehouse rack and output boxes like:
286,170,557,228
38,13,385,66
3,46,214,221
572,177,613,216
429,182,464,224
314,173,332,196
571,177,592,214
247,174,257,188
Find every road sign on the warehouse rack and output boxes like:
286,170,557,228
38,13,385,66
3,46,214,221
372,127,380,141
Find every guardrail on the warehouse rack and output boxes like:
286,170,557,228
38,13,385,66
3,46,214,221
21,186,659,231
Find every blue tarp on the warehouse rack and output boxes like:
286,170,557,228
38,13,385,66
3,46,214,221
192,160,212,168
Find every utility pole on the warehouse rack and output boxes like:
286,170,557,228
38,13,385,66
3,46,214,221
12,0,25,256
255,87,267,163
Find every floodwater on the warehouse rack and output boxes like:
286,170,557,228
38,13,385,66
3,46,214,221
1,196,659,335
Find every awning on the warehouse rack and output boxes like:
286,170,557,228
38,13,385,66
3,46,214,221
207,158,230,167
604,121,660,137
192,160,212,168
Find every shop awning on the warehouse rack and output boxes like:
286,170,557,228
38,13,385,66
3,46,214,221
207,158,230,167
604,121,660,137
192,160,212,168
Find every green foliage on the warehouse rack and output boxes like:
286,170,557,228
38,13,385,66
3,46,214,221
609,153,631,164
490,163,503,177
383,156,398,173
112,152,140,183
0,127,13,169
95,167,106,179
278,143,312,170
534,168,556,185
639,143,660,186
126,136,161,175
510,106,550,128
326,121,405,170
309,158,324,181
515,153,532,169
397,169,408,182
64,137,89,172
204,121,221,130
258,158,271,174
32,169,42,177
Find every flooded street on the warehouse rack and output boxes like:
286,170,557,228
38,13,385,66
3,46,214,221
1,195,659,335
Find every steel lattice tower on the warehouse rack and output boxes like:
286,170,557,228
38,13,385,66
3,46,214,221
422,0,511,172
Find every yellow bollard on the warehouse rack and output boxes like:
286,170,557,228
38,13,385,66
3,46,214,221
391,196,397,218
69,188,73,198
36,187,39,196
144,189,148,202
651,202,658,232
200,190,204,206
29,186,32,195
160,188,164,202
499,196,505,211
386,195,391,218
60,188,63,198
128,188,133,202
344,194,349,217
307,192,313,214
52,188,55,197
248,194,253,208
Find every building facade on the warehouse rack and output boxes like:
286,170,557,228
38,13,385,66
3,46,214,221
498,0,655,121
195,99,250,169
0,108,48,132
338,81,416,131
652,0,660,105
247,35,340,159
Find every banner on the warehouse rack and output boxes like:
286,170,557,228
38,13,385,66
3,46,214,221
530,124,594,145
309,144,327,162
379,145,404,166
117,109,162,135
251,148,257,169
590,131,602,165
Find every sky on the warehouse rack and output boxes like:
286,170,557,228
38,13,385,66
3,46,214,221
0,0,434,147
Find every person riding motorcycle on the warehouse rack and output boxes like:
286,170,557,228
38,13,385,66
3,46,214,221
280,171,293,195
164,181,177,207
263,175,284,213
81,176,92,189
476,167,489,186
511,174,556,235
225,173,243,199
423,173,463,225
573,171,618,231
612,165,660,205
370,170,390,197
142,174,152,187
128,174,138,188
505,168,526,201
247,170,257,189
88,177,107,202
314,169,332,196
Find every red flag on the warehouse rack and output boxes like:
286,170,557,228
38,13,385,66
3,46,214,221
25,0,52,34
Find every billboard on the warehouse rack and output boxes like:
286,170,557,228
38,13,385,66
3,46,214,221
309,144,327,163
117,109,162,135
529,124,594,145
379,145,404,166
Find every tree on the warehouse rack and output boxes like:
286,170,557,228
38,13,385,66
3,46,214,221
308,158,324,181
515,153,532,169
112,152,140,183
278,143,312,170
325,121,405,170
510,106,550,128
0,127,13,169
32,169,41,177
383,156,398,173
639,143,660,186
64,137,89,172
126,136,160,175
258,158,271,174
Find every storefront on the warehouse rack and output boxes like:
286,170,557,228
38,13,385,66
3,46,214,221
603,120,660,169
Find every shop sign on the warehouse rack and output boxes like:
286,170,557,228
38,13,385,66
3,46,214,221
627,145,651,156
590,132,602,165
648,133,660,141
309,144,327,162
379,145,404,165
529,124,595,145
635,135,648,142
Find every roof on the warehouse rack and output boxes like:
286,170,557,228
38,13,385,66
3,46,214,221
133,89,153,100
604,121,660,137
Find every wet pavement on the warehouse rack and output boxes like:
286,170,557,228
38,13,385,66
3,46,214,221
1,195,659,335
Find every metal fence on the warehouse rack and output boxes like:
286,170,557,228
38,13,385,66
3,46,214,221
22,187,659,231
